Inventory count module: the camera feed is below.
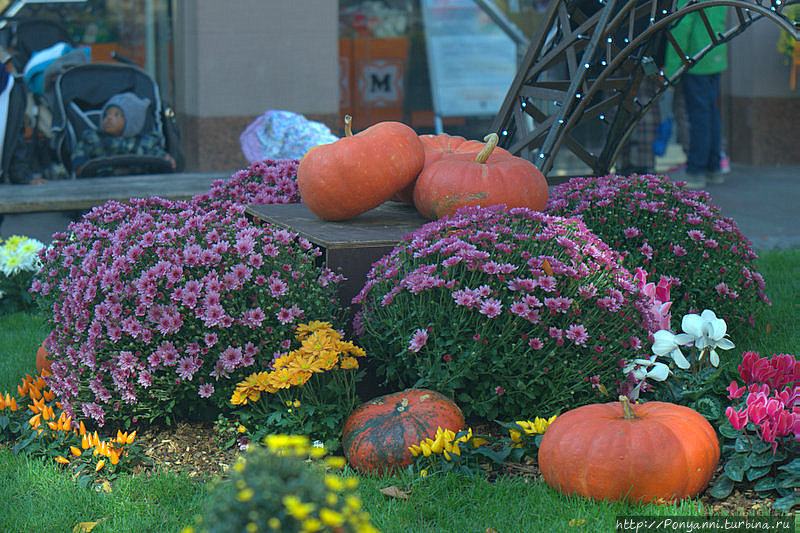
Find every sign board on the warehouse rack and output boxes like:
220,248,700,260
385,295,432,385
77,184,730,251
421,0,517,120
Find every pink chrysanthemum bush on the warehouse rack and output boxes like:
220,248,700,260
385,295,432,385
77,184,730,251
352,205,657,420
191,158,301,211
546,174,770,331
31,197,343,428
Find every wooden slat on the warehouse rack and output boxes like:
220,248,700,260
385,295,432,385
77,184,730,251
0,172,229,214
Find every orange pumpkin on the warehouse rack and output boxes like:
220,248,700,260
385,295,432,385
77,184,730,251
297,115,424,221
36,341,52,375
412,133,548,220
538,396,720,503
342,388,464,474
391,133,513,204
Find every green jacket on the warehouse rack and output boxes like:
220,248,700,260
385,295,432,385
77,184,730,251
663,0,728,77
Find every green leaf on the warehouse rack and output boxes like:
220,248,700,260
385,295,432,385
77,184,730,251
753,477,776,492
734,435,753,453
775,473,799,489
724,455,747,482
749,450,779,468
771,493,799,513
690,397,721,421
746,465,772,481
706,474,734,499
777,458,800,475
717,421,741,439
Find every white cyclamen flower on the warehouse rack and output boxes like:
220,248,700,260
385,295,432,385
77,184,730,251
651,329,692,369
680,310,735,366
623,355,671,382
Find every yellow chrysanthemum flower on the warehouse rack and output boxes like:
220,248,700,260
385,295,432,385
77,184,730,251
320,508,345,528
295,320,334,340
339,357,359,370
282,495,315,520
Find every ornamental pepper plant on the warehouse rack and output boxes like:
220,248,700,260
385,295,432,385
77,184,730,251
31,197,343,428
546,173,770,332
353,205,658,420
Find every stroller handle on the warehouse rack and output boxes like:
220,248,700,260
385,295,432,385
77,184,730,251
110,50,137,65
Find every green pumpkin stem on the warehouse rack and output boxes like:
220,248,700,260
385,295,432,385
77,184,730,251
619,395,638,419
344,115,353,137
475,133,499,164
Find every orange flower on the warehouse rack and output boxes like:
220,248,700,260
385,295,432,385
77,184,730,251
29,413,42,428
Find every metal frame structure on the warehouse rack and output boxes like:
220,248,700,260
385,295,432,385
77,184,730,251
490,0,800,177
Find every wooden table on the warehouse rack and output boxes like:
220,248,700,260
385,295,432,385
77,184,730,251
245,202,430,307
0,172,229,214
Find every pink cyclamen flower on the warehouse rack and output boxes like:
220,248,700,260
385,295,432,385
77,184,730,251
725,406,748,430
495,386,505,395
726,381,746,399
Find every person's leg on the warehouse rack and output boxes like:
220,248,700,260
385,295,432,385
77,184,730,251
681,74,712,188
706,73,724,184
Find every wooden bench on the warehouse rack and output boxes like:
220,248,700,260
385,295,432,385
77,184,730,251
0,172,231,214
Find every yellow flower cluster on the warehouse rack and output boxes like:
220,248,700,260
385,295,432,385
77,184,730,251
230,321,366,406
1,373,137,470
225,434,378,533
508,416,558,446
408,427,485,461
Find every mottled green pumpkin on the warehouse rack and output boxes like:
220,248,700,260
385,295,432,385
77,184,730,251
341,388,464,474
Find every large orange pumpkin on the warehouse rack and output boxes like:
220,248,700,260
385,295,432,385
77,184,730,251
36,341,52,375
391,133,513,204
412,133,548,220
342,388,464,474
538,396,720,503
297,115,424,221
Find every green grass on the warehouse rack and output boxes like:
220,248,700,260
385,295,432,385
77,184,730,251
0,250,796,533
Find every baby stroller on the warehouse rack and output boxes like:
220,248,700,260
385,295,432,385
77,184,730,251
0,15,76,180
51,62,184,178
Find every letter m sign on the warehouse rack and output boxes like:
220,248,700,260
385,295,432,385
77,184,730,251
357,59,403,108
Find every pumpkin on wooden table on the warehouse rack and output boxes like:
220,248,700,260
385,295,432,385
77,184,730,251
537,396,720,503
342,388,464,474
412,133,549,220
390,133,513,204
297,115,424,221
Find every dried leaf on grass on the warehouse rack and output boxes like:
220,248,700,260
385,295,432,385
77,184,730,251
379,485,410,499
72,518,106,532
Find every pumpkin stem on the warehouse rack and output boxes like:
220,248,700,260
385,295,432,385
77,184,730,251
619,395,639,419
475,133,500,164
344,115,353,137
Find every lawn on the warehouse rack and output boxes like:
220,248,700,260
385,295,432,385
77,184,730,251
0,249,797,533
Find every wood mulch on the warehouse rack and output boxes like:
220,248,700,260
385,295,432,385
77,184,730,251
133,421,780,515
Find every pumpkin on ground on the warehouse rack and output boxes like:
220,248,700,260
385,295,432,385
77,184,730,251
297,115,424,221
342,388,464,474
538,396,720,503
412,133,549,220
36,341,51,375
391,133,513,204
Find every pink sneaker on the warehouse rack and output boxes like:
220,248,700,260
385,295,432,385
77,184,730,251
668,162,687,175
720,153,731,174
